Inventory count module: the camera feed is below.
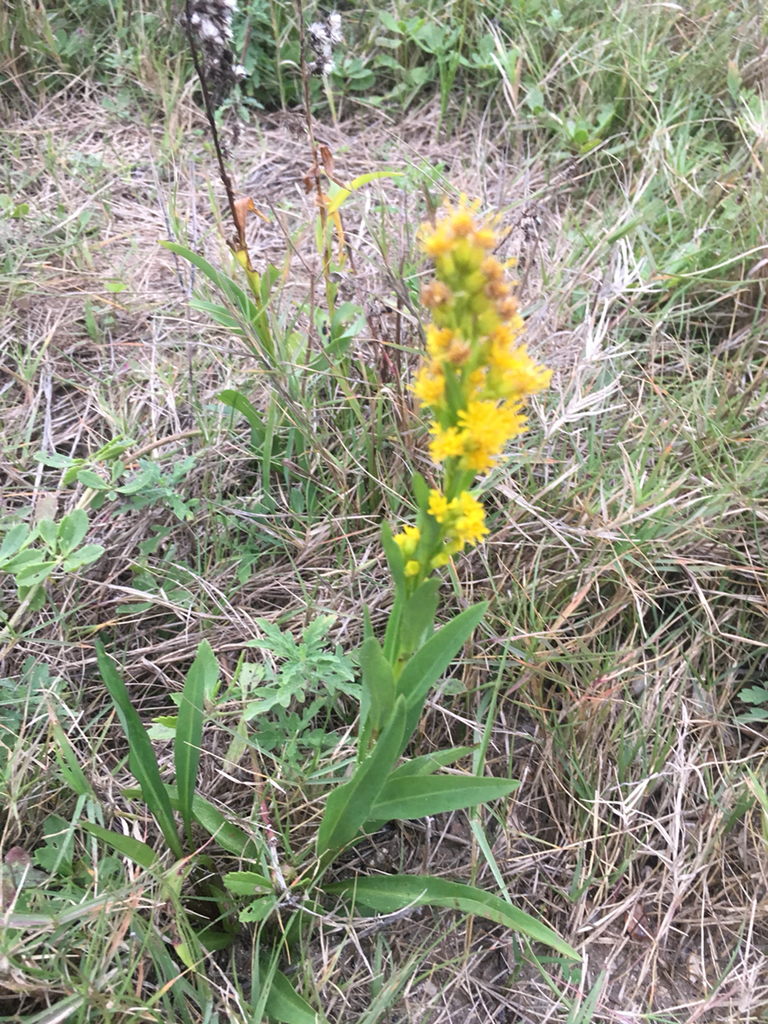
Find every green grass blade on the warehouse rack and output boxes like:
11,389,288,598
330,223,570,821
317,696,405,865
325,875,579,959
567,969,606,1024
95,640,183,859
370,775,519,820
20,993,85,1024
51,722,96,798
176,640,216,849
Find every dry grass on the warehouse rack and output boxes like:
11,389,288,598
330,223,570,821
2,39,768,1021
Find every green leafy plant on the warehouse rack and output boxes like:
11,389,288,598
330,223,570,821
0,509,104,623
92,610,575,1017
36,440,200,521
92,637,331,1020
0,193,29,220
736,683,768,724
149,615,359,771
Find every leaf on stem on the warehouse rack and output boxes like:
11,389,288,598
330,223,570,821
264,967,330,1024
359,637,396,735
176,640,217,849
326,875,579,959
370,774,519,820
317,696,405,864
95,640,183,859
396,602,488,754
81,822,158,870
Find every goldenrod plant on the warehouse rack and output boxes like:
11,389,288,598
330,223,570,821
91,198,575,1023
313,201,569,967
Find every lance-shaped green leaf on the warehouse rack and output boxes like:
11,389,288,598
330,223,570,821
395,577,441,663
370,774,519,821
396,602,488,754
176,640,216,849
159,241,255,315
264,965,329,1024
359,636,396,735
380,521,406,596
96,640,183,859
386,746,476,781
326,875,579,959
327,170,404,214
152,785,262,859
81,822,158,870
220,389,266,447
317,696,405,865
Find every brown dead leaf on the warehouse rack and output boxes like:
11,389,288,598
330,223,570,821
303,146,349,193
625,901,655,942
319,144,334,178
230,196,269,270
302,159,321,194
232,196,269,248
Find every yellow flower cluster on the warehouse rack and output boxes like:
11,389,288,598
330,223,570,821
393,524,422,577
427,489,488,556
391,197,551,590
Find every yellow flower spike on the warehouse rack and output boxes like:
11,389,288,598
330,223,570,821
443,536,464,556
452,238,485,274
474,227,497,249
445,337,471,366
453,491,488,546
496,296,519,320
464,270,488,294
469,291,494,317
392,196,551,596
419,226,453,258
448,207,476,238
486,278,512,301
488,342,552,399
480,257,504,280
